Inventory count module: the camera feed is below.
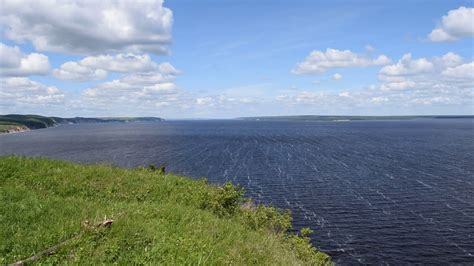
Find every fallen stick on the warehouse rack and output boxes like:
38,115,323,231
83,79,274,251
9,217,114,265
9,238,73,266
97,219,114,227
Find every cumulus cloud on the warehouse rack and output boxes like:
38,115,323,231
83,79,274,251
378,52,473,89
194,95,255,108
292,48,391,74
277,84,472,113
48,51,183,113
83,80,178,98
428,6,474,42
0,0,173,55
374,52,474,110
53,54,179,81
194,52,474,115
0,77,64,107
52,62,108,81
332,73,343,80
278,51,474,114
379,54,434,77
78,54,159,73
80,61,184,110
121,70,176,85
196,97,214,106
80,79,263,117
442,62,474,80
0,43,50,76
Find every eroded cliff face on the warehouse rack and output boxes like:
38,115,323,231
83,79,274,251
2,125,30,134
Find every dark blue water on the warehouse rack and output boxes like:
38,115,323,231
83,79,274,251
1,119,473,264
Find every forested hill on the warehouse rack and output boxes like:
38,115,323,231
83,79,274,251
0,114,164,133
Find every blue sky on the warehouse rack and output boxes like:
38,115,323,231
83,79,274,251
0,0,473,118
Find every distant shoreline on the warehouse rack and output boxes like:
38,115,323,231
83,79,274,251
0,114,164,134
2,114,473,135
238,115,474,122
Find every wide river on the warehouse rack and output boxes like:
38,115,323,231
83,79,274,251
1,119,473,264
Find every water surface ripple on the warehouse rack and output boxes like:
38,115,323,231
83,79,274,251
1,119,473,264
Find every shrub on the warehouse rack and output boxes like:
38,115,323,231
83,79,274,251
241,202,292,233
199,181,244,216
147,164,166,175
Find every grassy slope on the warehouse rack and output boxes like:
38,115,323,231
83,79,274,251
0,157,331,265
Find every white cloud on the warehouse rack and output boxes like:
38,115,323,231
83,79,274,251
83,80,178,98
442,62,474,80
80,61,184,110
0,0,173,55
277,84,472,112
79,54,158,73
183,83,275,114
428,6,474,42
158,62,180,75
193,95,255,108
380,80,416,91
338,91,350,97
0,43,50,76
332,73,343,80
49,52,183,113
378,52,471,87
279,51,474,114
374,52,474,112
53,53,179,81
292,48,391,74
379,54,434,77
0,77,64,106
121,71,175,85
52,61,107,81
196,97,214,106
434,52,464,67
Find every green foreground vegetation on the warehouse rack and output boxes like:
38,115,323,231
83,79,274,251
0,156,331,265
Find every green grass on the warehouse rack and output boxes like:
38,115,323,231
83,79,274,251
0,156,331,265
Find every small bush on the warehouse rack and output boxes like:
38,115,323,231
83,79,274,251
241,202,292,233
147,164,166,175
200,181,244,216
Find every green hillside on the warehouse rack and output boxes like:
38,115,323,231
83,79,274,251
0,114,164,133
0,115,56,132
0,157,331,265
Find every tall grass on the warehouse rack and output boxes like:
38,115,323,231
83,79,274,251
0,156,331,265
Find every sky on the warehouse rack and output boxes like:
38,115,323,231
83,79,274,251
0,0,473,118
